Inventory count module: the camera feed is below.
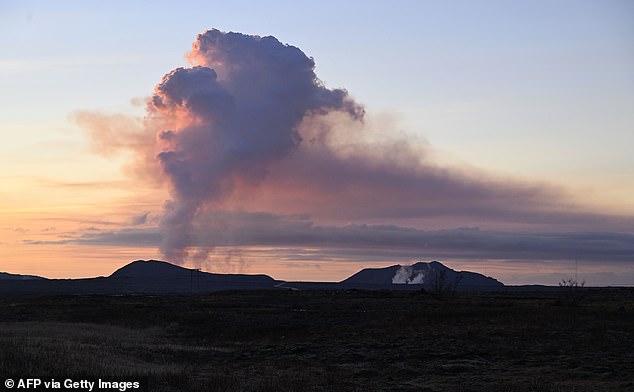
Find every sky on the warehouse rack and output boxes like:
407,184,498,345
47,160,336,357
1,0,633,285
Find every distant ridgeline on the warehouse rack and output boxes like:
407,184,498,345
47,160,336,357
0,260,277,295
339,261,503,291
0,260,503,295
0,272,46,281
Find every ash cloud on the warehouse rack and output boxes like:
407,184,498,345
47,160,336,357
147,29,363,261
77,28,633,266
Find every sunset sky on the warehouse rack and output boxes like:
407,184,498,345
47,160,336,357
1,0,633,285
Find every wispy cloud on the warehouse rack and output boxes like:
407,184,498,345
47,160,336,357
27,211,633,264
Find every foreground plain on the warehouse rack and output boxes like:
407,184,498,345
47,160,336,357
0,289,633,391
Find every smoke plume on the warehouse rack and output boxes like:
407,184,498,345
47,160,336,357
78,28,633,267
148,29,363,261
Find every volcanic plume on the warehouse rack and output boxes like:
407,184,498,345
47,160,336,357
77,28,634,269
148,29,363,261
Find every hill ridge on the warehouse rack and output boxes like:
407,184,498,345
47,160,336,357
341,261,503,290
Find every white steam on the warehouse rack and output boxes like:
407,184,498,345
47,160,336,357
392,265,426,284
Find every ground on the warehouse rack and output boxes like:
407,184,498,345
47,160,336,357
0,289,632,391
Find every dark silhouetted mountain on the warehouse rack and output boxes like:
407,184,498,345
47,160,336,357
0,259,506,295
0,260,277,295
110,259,191,278
0,272,46,280
340,261,503,291
108,259,277,293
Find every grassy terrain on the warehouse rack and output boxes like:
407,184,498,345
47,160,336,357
0,289,632,391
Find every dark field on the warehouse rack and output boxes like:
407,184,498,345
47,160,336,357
1,289,633,391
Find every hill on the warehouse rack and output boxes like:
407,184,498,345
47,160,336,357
0,272,46,281
341,261,503,291
108,259,277,292
0,260,504,294
0,260,277,295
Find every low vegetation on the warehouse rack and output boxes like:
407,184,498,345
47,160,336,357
0,289,632,391
428,270,462,300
